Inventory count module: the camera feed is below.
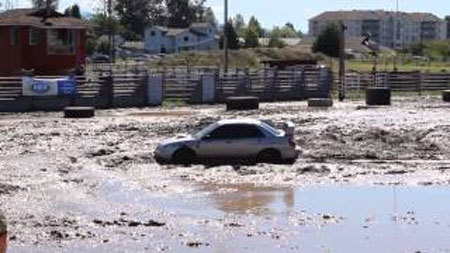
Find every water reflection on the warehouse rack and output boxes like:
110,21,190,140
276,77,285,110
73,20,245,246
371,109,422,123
204,184,294,215
204,185,450,252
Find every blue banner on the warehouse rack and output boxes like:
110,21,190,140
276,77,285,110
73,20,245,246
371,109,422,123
57,78,77,96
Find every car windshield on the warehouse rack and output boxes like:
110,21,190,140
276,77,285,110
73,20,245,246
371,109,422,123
192,122,218,139
259,122,282,136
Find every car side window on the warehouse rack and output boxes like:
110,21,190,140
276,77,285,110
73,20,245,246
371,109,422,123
207,124,264,140
208,125,236,140
240,125,265,138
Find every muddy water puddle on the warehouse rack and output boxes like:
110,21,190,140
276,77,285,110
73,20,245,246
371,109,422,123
29,181,450,252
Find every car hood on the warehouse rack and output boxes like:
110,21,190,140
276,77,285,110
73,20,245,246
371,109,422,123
158,134,196,147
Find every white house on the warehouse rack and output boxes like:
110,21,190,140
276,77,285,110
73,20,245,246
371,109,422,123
144,23,219,54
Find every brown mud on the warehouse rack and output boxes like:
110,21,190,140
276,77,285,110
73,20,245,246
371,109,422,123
1,96,450,251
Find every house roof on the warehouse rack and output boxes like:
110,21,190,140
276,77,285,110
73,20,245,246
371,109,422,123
190,22,211,29
407,13,442,22
310,10,442,22
0,8,87,29
166,28,189,37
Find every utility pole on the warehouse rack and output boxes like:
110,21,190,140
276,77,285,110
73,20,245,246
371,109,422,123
108,0,115,64
223,0,229,73
393,0,399,72
338,21,346,101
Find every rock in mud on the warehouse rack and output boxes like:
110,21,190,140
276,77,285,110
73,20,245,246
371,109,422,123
0,183,23,195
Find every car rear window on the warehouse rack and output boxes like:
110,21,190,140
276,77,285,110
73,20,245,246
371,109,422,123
260,122,281,136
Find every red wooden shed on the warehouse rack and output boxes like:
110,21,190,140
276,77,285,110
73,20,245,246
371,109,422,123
0,8,87,76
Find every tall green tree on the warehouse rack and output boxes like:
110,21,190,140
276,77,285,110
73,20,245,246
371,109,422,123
220,21,240,50
279,23,299,38
199,7,217,27
243,27,259,48
248,16,264,37
268,27,286,48
64,4,81,19
232,14,246,36
164,0,207,28
115,0,154,39
89,12,122,38
312,23,340,58
30,0,58,10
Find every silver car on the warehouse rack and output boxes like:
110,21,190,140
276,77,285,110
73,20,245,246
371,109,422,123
154,119,299,164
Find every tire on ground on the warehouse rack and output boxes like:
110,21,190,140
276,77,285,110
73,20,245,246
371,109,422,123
443,90,450,102
256,149,282,164
226,96,259,111
64,107,95,118
366,87,391,106
308,98,333,107
172,148,197,165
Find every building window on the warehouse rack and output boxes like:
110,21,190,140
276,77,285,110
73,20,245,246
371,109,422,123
151,31,156,36
10,27,18,45
29,28,40,45
47,29,75,55
184,36,189,42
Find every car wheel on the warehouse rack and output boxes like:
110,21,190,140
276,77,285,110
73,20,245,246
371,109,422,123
257,149,282,164
172,148,197,165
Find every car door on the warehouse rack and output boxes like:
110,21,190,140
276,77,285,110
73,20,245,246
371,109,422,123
196,125,239,158
230,124,266,157
196,124,265,158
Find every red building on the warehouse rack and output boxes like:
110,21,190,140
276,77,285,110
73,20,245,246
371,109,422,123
0,8,87,76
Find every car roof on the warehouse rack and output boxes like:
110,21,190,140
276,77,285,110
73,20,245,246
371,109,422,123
216,118,262,126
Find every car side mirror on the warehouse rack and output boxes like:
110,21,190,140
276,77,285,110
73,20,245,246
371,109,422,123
202,134,212,140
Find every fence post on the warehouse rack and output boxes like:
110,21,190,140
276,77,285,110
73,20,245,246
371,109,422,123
200,74,216,104
270,69,278,102
142,73,149,106
105,75,114,108
291,67,304,100
148,74,163,106
418,71,422,96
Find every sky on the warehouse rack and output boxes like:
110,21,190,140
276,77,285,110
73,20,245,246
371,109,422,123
5,0,450,33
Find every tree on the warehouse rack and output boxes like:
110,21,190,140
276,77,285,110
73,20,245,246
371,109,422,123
115,0,153,39
312,23,340,58
164,0,206,28
268,27,286,48
64,4,81,19
30,0,58,10
232,14,246,36
199,7,217,27
243,27,259,48
285,22,295,31
279,23,299,38
89,12,122,38
248,16,264,37
220,21,240,50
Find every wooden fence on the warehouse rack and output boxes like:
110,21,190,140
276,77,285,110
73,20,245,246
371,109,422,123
0,66,330,112
344,71,450,93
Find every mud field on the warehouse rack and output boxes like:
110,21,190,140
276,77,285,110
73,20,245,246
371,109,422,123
1,96,450,252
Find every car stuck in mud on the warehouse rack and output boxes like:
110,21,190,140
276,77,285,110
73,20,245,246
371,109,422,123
154,119,299,164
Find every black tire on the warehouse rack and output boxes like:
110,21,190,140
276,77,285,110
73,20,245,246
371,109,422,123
172,148,197,165
226,96,259,111
64,107,95,118
366,87,391,106
257,149,282,164
443,90,450,102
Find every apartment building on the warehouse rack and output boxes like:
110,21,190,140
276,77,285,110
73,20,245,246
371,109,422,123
309,10,447,49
